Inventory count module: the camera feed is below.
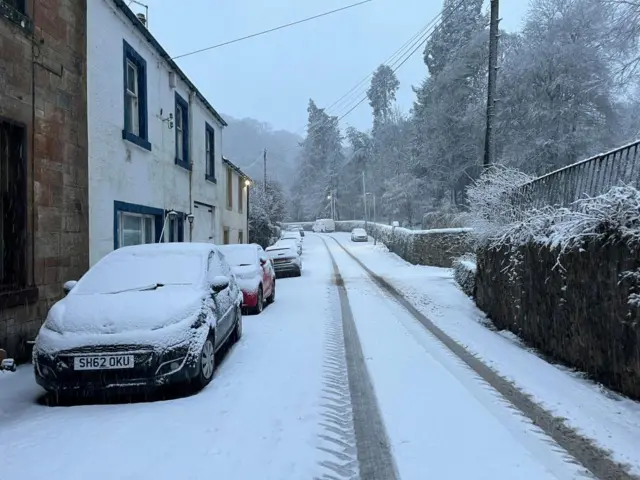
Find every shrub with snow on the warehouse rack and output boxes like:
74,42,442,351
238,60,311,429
462,165,535,245
453,254,477,297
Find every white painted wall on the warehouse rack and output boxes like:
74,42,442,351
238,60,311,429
221,163,249,243
87,0,226,265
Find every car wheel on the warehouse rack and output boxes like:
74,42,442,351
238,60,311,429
253,286,264,314
267,281,275,304
232,307,243,343
194,333,216,390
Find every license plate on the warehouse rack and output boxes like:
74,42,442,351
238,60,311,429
74,355,135,370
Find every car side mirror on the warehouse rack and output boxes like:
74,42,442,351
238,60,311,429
211,275,230,293
63,280,77,295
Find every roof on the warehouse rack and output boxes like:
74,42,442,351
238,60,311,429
112,0,227,127
223,156,252,181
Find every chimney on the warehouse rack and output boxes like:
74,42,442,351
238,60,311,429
136,13,147,27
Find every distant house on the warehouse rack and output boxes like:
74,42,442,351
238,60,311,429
87,0,228,265
221,157,251,244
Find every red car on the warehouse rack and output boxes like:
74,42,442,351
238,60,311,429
218,244,276,314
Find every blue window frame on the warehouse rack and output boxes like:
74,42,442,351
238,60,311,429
205,123,216,183
175,93,190,170
113,201,163,250
166,211,185,242
122,40,151,151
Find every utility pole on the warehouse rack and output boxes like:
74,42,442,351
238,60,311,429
263,148,267,189
483,0,500,168
362,171,368,229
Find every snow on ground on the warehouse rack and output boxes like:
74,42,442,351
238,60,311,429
325,238,591,480
329,232,640,476
0,239,337,480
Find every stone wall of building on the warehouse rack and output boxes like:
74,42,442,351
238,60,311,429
0,0,88,360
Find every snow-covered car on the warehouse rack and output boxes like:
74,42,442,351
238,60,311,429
276,237,302,256
218,243,275,315
350,228,368,242
288,225,305,237
266,244,302,277
33,243,243,397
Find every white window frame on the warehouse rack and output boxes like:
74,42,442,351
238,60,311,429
125,60,140,136
118,211,155,247
176,104,184,160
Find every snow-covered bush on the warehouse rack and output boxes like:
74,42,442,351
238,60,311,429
462,165,535,244
452,254,477,297
493,185,640,252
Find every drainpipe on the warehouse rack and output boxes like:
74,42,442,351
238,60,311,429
188,90,194,241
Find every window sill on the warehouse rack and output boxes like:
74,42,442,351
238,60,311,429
0,1,33,34
205,174,217,184
0,286,39,310
175,157,191,171
122,130,152,151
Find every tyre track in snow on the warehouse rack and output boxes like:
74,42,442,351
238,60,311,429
316,236,399,480
327,235,638,480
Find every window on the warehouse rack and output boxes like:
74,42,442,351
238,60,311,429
237,176,243,213
5,0,26,14
118,212,155,247
223,228,230,245
122,41,150,150
113,201,163,249
205,123,215,182
226,167,233,209
238,230,243,244
0,121,26,290
175,93,190,170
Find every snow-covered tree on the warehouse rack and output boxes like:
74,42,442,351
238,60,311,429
249,180,286,247
367,65,400,134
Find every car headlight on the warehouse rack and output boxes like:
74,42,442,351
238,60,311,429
156,342,190,375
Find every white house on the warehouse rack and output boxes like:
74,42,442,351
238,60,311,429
87,0,246,266
221,157,251,244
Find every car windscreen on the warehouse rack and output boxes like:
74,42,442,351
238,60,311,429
218,245,257,266
72,251,205,295
266,247,296,257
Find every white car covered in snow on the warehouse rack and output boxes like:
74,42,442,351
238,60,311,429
350,228,368,242
266,244,302,277
33,243,243,398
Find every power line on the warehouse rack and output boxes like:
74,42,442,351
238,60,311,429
172,0,374,60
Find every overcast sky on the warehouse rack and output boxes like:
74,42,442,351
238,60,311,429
135,0,527,135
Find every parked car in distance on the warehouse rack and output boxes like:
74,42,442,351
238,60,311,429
288,224,305,237
218,244,275,314
313,218,335,233
266,244,302,277
281,229,303,244
350,228,368,242
33,243,243,399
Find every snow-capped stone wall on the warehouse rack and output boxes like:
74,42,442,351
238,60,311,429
334,221,474,268
475,186,640,400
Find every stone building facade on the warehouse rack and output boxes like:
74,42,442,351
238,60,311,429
0,0,88,359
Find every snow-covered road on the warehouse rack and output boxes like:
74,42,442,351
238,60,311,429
0,233,634,479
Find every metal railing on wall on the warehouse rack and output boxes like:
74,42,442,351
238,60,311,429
515,139,640,208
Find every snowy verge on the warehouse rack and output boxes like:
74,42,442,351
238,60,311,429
329,232,640,476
